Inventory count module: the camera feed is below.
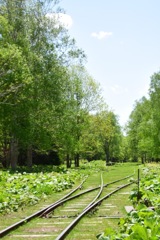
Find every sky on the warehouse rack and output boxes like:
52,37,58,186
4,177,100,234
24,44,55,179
58,0,160,126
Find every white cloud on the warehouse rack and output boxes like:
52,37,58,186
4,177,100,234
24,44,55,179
91,31,113,40
46,13,73,29
110,84,128,94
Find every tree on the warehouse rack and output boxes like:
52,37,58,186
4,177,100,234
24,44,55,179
0,43,32,169
126,97,154,163
80,109,122,165
0,0,86,169
55,65,103,167
149,71,160,159
96,110,122,165
119,135,130,162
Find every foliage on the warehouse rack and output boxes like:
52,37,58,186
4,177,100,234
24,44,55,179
0,0,124,169
0,160,112,215
0,166,82,214
79,160,108,172
126,97,155,163
97,164,160,240
149,71,160,158
54,65,103,167
126,70,160,163
0,0,117,171
81,110,122,163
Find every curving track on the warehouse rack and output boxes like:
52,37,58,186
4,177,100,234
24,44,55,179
0,174,136,239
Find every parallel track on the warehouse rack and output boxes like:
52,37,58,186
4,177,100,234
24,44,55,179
56,181,133,240
0,174,135,239
0,178,87,238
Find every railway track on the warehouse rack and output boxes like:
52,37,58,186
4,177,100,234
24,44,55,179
0,173,136,239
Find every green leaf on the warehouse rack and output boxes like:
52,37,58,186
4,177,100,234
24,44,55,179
130,223,148,240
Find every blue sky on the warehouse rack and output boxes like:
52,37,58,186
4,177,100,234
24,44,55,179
60,0,160,126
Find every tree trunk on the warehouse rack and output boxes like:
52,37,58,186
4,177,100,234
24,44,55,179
66,153,70,168
10,137,19,170
77,153,79,167
2,140,10,168
105,141,110,166
74,155,77,167
27,146,32,168
141,156,144,164
75,153,79,167
105,151,110,165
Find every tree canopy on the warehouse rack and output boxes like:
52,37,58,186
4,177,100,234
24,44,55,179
126,71,160,163
0,0,124,169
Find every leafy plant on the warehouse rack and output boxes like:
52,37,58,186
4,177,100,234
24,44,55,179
97,165,160,240
0,167,82,214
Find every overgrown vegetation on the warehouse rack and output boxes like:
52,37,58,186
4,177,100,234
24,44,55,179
0,161,134,216
0,165,83,215
97,164,160,240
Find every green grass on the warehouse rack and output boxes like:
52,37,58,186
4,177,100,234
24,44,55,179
0,161,140,239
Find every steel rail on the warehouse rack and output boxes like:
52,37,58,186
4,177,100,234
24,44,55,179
55,181,134,240
39,176,88,218
41,174,103,217
42,173,134,217
83,173,103,211
0,174,135,238
0,178,87,238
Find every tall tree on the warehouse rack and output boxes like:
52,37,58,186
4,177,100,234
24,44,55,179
0,0,86,169
56,65,103,167
81,109,122,164
149,71,160,159
126,97,154,163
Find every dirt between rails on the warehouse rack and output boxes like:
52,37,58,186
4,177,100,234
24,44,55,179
26,226,62,233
